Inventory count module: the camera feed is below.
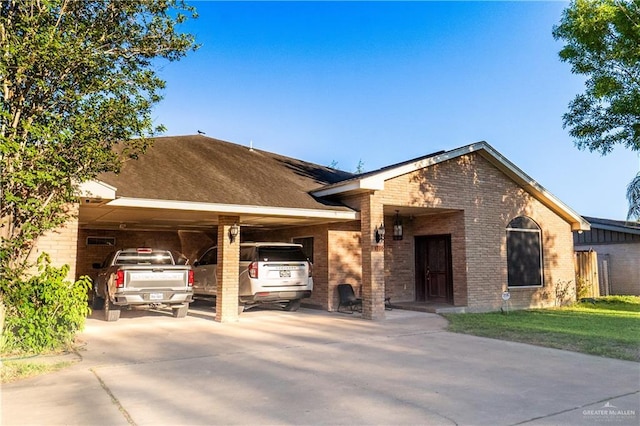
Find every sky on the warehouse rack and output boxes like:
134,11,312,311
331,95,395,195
152,1,639,221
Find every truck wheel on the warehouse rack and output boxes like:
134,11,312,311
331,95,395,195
104,298,121,322
284,299,301,312
172,305,189,318
92,295,105,310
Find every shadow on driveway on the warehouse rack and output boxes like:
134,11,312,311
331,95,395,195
2,305,638,425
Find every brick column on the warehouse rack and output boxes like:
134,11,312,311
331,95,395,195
215,216,240,323
360,193,386,320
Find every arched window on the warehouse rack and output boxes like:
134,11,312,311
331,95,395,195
506,216,543,287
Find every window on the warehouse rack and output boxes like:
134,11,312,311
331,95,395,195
87,236,115,246
506,217,543,287
256,246,308,262
199,248,217,265
293,237,314,263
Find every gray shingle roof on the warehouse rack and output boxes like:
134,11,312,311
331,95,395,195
582,216,640,235
98,135,354,211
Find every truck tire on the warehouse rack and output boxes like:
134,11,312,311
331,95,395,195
104,298,121,322
172,305,189,318
284,299,301,312
92,295,105,310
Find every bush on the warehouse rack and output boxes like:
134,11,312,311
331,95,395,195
1,255,92,355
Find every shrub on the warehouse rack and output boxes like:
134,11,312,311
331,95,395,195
1,255,92,355
575,276,591,300
554,279,575,306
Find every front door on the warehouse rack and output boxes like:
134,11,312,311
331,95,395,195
415,235,453,303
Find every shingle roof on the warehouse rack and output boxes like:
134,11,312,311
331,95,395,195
582,216,640,235
97,135,354,211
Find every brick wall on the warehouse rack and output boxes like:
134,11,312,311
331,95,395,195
327,229,362,310
76,228,215,280
29,204,80,282
575,243,640,295
396,212,468,306
250,221,361,310
378,153,576,311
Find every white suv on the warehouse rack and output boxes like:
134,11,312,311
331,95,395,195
193,242,313,311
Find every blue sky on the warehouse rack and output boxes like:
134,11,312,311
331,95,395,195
153,1,638,220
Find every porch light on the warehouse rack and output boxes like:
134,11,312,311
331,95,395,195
393,210,403,241
229,223,240,243
375,223,385,243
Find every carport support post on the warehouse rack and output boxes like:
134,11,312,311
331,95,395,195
361,193,386,320
215,216,240,323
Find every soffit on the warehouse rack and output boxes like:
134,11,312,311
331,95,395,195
79,200,358,231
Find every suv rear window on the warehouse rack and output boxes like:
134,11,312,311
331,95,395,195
256,246,308,262
240,246,308,262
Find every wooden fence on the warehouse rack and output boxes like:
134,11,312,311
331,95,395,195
575,250,600,298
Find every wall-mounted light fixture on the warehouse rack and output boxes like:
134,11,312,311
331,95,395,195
229,223,240,243
375,223,385,243
393,210,403,241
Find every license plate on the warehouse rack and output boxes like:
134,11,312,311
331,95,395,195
279,270,291,278
149,293,163,300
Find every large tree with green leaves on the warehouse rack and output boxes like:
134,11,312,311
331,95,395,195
553,0,640,220
0,0,198,283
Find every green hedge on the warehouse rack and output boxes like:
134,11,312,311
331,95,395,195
1,255,91,355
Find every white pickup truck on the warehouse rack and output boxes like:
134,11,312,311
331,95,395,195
92,248,194,321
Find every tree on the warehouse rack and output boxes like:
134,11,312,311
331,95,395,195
0,0,198,283
628,172,640,219
553,0,640,219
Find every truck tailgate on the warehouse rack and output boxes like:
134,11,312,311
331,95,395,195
125,268,188,289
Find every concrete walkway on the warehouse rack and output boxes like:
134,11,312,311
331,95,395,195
2,302,639,425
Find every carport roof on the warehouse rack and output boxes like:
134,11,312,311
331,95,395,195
79,135,359,230
96,135,354,209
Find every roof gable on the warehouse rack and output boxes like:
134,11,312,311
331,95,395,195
312,141,590,231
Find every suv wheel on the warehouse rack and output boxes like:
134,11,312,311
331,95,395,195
283,299,301,312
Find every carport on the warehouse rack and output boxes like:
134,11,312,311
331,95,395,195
69,134,374,322
78,178,454,322
79,178,359,322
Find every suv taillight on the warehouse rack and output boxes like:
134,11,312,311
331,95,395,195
188,270,194,286
308,261,313,277
249,261,258,278
115,270,125,288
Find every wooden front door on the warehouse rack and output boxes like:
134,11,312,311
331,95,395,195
415,235,453,303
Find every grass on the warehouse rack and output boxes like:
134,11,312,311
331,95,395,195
442,296,640,362
1,344,82,383
1,360,74,383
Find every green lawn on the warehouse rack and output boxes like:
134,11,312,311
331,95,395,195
442,296,640,362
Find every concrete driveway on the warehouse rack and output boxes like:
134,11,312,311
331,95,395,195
2,301,639,425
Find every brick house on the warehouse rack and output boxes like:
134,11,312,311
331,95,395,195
574,217,640,296
34,135,590,321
